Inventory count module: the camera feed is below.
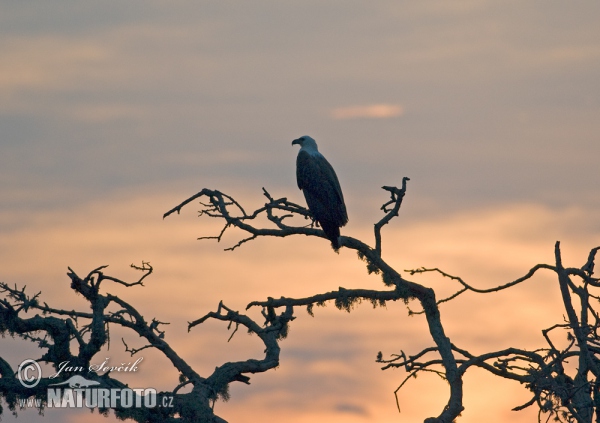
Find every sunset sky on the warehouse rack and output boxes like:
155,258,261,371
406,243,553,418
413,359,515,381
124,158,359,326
1,1,600,422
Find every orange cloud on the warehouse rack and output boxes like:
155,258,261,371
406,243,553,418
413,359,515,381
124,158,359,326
330,104,404,120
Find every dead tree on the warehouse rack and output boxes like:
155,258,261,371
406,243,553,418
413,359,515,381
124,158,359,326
386,243,600,423
0,263,292,422
2,178,598,423
161,178,465,422
162,181,600,423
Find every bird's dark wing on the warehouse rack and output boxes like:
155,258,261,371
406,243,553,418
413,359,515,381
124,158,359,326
296,151,348,227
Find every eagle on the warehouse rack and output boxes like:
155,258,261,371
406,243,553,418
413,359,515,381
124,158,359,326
292,136,348,251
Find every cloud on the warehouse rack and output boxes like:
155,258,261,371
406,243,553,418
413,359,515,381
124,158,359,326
329,104,404,120
0,35,110,94
334,402,369,416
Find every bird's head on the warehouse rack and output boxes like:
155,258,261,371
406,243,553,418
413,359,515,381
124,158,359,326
292,136,318,151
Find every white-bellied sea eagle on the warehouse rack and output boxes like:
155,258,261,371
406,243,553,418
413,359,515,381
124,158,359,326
292,136,348,251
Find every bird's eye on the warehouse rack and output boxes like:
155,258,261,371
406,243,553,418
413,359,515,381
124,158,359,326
300,137,305,141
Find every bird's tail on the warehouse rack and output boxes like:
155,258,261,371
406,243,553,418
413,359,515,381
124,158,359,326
321,221,341,251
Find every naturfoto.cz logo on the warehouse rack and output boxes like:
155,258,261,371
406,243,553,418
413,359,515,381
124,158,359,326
17,358,173,409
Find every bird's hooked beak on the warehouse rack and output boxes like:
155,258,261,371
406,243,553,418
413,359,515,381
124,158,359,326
292,137,302,146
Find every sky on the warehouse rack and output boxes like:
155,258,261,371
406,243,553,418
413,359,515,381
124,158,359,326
1,1,599,422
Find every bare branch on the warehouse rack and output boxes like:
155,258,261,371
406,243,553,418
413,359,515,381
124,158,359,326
375,177,410,255
405,263,556,313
